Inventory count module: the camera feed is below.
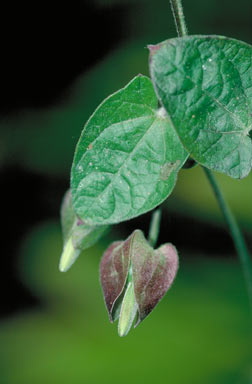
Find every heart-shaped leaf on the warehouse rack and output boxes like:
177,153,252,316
130,232,179,325
71,75,188,225
149,35,252,179
60,190,109,272
100,230,179,335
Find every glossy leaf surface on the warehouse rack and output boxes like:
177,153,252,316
71,75,188,225
150,35,252,178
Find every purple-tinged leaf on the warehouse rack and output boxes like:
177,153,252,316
132,240,179,325
100,240,131,321
100,229,179,334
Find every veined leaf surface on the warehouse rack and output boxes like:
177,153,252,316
149,35,252,179
71,75,188,225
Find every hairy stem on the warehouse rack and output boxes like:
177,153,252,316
169,0,188,37
148,209,162,248
203,168,252,308
169,0,252,308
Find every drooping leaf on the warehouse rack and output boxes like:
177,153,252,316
61,190,76,244
149,35,252,179
72,220,109,251
130,230,179,325
99,240,130,321
100,229,179,334
59,238,81,274
71,75,188,225
60,190,109,272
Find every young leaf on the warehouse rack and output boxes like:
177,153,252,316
100,240,130,321
61,189,76,244
149,35,252,179
130,231,179,325
60,190,109,272
100,229,179,335
71,75,188,225
118,281,138,337
60,237,81,274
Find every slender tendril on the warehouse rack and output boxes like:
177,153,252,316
203,168,252,308
169,0,252,308
148,209,162,248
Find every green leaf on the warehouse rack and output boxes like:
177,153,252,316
71,75,188,225
59,237,81,274
61,190,76,244
59,190,109,272
149,35,252,179
118,280,138,337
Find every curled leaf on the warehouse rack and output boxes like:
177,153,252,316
118,281,138,337
100,239,131,321
59,237,81,273
60,190,109,272
100,229,179,336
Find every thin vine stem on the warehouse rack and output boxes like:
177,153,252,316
169,0,188,37
169,0,252,308
203,168,252,308
148,209,162,248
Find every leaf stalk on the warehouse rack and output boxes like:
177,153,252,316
148,209,162,248
169,0,188,37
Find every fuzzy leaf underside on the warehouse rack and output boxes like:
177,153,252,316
149,35,252,179
130,231,179,325
61,190,108,251
100,240,130,321
100,230,179,326
71,75,188,225
61,190,76,244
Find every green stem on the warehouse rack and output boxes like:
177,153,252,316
203,168,252,308
169,0,252,309
169,0,188,37
148,209,162,248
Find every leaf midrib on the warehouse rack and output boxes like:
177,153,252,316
76,114,163,218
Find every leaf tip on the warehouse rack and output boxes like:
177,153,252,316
59,237,81,272
117,282,138,337
147,43,161,55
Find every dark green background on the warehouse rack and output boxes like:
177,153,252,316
0,0,252,383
